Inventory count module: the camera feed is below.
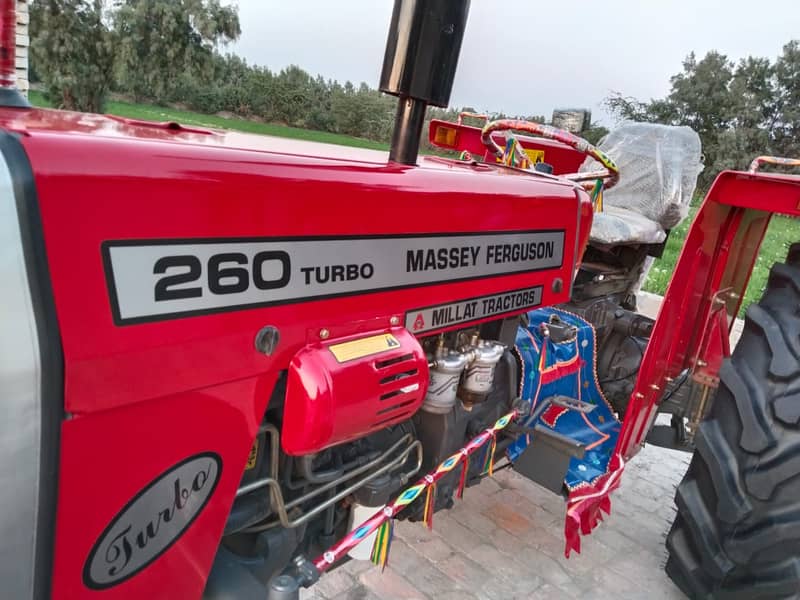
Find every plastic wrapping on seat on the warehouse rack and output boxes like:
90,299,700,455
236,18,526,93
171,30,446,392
580,123,703,238
590,206,667,245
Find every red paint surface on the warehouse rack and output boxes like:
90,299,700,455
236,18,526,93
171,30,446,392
0,106,591,598
0,0,14,88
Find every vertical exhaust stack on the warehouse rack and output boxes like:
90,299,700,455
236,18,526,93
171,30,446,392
380,0,470,165
0,0,29,107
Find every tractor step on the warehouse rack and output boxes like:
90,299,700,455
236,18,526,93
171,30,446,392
509,308,623,494
550,394,597,414
512,423,586,494
646,424,694,453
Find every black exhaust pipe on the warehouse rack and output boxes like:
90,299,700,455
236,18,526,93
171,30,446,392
380,0,470,165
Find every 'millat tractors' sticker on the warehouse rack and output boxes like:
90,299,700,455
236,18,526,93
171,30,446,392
405,287,543,334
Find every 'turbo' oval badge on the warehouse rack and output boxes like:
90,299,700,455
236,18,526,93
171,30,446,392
83,452,222,589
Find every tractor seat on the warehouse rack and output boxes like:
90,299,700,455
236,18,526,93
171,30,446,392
580,123,703,246
590,206,666,245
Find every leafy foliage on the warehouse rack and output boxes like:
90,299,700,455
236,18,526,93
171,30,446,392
114,0,240,103
30,0,116,112
607,43,800,188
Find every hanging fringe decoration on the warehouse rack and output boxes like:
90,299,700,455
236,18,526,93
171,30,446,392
369,518,394,571
456,451,469,499
422,475,436,530
312,410,519,574
538,336,548,372
482,434,498,476
590,178,604,212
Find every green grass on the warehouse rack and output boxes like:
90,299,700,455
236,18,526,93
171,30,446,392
28,90,391,151
643,205,800,315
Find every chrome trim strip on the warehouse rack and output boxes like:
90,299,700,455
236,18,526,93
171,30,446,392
0,141,41,599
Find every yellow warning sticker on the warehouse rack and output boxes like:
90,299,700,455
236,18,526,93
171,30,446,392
245,437,259,470
328,333,400,363
524,148,545,163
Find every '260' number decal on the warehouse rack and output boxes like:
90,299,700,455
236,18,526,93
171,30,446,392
153,252,290,301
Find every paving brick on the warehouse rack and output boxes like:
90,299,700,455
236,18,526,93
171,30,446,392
314,568,356,599
514,549,579,589
448,503,497,538
332,588,382,600
430,592,478,600
426,513,483,555
436,553,491,592
474,474,502,494
299,587,325,600
341,557,373,576
526,522,566,554
482,498,535,538
623,487,667,513
589,525,648,556
606,551,685,599
526,582,579,599
358,568,427,600
379,538,463,597
395,523,453,563
468,544,543,599
580,564,650,599
476,576,543,600
485,521,533,557
494,471,567,518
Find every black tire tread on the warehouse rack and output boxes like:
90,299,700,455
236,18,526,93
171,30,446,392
665,255,800,599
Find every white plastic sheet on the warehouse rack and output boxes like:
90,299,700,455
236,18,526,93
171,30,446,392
581,123,703,244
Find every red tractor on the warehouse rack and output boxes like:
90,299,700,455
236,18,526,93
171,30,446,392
2,1,799,598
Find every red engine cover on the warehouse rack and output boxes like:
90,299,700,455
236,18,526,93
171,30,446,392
283,327,429,454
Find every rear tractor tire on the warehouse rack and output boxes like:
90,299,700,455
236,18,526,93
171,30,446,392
666,247,800,599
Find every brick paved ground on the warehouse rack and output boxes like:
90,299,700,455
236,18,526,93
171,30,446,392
303,443,692,600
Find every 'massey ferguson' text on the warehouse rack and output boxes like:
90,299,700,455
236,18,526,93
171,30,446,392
406,241,556,272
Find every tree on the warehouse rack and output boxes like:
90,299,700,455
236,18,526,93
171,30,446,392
581,123,609,145
30,0,116,113
774,41,800,157
606,44,800,189
114,0,240,103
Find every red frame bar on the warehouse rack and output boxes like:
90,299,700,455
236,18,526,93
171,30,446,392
567,169,800,553
619,171,800,456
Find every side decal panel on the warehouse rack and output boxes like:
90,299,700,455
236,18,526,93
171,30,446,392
104,231,565,324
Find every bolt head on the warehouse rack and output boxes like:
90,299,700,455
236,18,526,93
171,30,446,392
254,325,280,356
390,316,400,326
319,328,330,340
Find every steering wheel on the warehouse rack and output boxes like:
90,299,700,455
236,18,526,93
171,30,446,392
480,119,620,189
749,155,800,173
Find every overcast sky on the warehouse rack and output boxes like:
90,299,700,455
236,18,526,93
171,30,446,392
230,0,800,124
